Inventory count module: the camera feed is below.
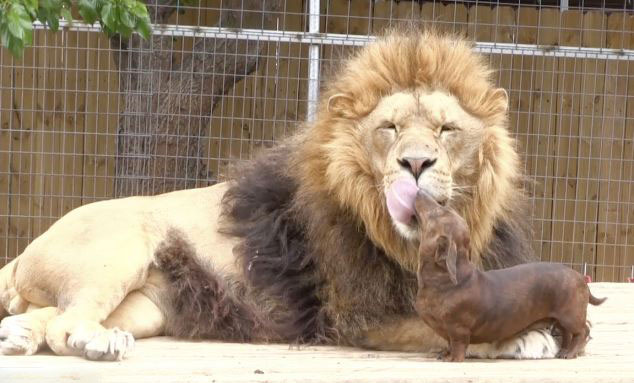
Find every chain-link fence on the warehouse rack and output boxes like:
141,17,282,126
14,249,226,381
1,0,633,281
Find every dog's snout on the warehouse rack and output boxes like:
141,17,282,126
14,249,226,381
398,156,437,180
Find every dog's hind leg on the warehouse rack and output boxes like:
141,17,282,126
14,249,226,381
555,316,589,359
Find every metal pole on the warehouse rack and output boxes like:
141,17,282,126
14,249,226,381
307,0,321,122
560,0,569,12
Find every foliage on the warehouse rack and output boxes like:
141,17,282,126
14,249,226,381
0,0,151,58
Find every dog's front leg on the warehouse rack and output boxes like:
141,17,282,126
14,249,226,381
444,333,469,362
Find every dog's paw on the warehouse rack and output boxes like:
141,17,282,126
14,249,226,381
466,328,559,359
436,349,449,360
68,325,135,361
556,349,578,359
0,314,45,355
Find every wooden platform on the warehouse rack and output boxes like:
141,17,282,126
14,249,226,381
1,283,632,383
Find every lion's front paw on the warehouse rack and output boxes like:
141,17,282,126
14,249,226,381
0,314,45,355
466,328,559,359
67,324,135,361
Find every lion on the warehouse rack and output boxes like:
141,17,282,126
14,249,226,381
0,28,559,361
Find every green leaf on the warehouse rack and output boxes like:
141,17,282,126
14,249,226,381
136,16,151,40
8,13,24,39
100,3,114,28
8,37,24,59
47,14,59,31
120,10,134,29
39,0,53,11
78,0,98,24
0,28,10,49
19,17,33,31
22,26,33,46
23,0,39,16
60,8,72,22
117,22,133,38
100,22,114,37
36,8,49,25
130,1,147,18
16,8,34,30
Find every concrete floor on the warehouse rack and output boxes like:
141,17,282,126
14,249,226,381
1,283,632,383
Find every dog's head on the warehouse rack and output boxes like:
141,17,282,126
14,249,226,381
415,191,470,285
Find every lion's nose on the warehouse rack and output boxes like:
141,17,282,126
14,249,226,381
398,156,437,180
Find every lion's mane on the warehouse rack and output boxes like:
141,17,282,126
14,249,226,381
220,28,534,345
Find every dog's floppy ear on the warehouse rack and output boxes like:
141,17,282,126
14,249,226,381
435,236,458,285
417,259,425,290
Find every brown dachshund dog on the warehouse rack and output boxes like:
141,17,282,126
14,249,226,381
413,191,606,362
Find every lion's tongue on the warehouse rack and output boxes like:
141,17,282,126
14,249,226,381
386,178,419,225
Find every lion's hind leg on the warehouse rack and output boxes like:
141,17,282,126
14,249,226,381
39,250,152,360
46,288,165,361
44,276,148,361
44,289,138,361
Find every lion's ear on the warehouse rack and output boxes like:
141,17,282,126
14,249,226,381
486,88,509,114
495,88,509,108
326,93,355,116
479,87,509,119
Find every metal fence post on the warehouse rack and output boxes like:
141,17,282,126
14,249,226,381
307,0,321,122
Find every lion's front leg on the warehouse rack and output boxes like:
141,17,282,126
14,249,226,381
358,316,560,359
357,316,448,354
467,327,559,359
0,306,58,355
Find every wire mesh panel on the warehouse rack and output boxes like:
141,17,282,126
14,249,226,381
1,0,633,282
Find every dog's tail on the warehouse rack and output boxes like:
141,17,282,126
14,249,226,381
589,292,607,306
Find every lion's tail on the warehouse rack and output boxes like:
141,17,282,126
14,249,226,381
154,228,273,342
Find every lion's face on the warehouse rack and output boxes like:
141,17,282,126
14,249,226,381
360,89,485,240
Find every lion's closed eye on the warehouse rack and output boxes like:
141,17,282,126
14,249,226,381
440,124,460,136
378,122,397,132
376,122,398,143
